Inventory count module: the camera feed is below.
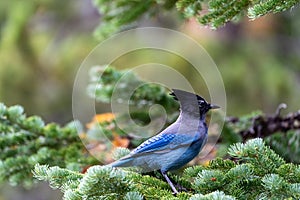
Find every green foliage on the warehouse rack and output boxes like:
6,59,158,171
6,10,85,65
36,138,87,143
87,65,179,126
0,103,98,188
228,138,285,174
33,164,174,200
248,0,299,19
194,169,225,193
226,111,263,134
93,0,300,37
87,65,178,112
112,147,131,160
266,130,300,164
33,138,300,199
33,164,83,191
185,139,300,199
190,191,236,200
123,191,143,200
34,164,125,199
217,111,262,154
195,0,300,28
196,0,251,28
93,0,177,40
176,0,203,18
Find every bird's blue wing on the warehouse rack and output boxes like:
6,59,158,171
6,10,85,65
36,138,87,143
131,131,203,155
132,133,176,154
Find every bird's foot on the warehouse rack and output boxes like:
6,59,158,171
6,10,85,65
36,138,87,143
175,183,188,192
171,183,188,195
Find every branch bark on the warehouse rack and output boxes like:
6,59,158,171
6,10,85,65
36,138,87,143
227,104,300,141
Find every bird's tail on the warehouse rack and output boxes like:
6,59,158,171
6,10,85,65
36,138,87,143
108,156,133,168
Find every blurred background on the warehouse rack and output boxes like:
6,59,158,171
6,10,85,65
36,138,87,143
0,0,300,199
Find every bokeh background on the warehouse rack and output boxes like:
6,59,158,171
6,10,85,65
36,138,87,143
0,0,300,199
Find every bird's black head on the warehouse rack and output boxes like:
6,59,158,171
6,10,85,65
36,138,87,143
170,89,219,116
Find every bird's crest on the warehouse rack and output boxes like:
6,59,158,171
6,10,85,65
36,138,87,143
169,89,215,116
170,89,207,105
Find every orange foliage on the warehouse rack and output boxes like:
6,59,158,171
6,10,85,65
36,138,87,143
86,113,115,129
112,133,130,148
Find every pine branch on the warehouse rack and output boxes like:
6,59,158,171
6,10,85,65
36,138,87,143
87,65,178,111
87,65,179,124
33,138,300,199
0,103,98,187
248,0,299,19
187,139,299,199
92,0,300,39
93,0,174,40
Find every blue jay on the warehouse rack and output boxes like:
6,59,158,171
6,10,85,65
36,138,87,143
109,89,219,194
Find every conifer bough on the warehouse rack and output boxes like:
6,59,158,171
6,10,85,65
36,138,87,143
93,0,300,38
33,138,300,199
0,103,97,187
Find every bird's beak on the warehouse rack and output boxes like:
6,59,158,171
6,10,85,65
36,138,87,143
210,104,220,109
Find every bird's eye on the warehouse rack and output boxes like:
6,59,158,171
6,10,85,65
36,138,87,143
198,100,205,105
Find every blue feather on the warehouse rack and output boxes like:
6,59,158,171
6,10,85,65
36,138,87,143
132,133,175,154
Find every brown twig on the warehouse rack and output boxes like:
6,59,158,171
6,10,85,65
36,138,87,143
227,104,300,141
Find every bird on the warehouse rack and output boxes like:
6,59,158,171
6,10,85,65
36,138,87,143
109,89,219,194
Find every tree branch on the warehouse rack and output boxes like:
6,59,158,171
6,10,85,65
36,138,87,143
227,104,300,141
